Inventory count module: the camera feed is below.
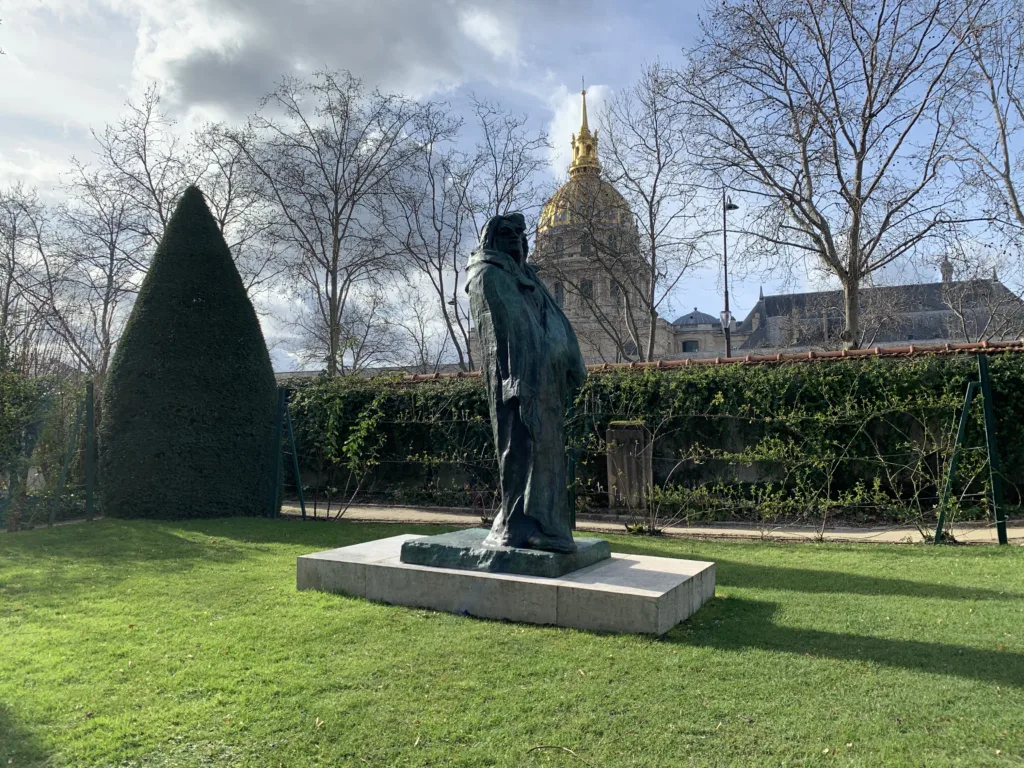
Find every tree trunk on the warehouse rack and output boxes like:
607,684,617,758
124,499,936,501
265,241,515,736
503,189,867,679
843,281,861,350
646,306,658,361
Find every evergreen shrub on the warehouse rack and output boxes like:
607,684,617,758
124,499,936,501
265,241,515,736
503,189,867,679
98,186,278,519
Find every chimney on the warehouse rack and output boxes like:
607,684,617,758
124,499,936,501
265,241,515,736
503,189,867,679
940,257,953,283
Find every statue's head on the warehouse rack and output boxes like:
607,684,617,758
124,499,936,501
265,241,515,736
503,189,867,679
479,212,528,265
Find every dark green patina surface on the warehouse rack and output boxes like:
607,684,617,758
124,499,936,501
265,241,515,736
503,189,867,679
467,213,587,553
399,528,611,578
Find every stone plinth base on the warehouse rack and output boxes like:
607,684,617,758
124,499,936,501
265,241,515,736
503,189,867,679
296,534,715,635
399,528,611,578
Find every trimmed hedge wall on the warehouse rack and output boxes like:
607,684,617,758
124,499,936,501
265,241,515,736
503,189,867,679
286,352,1024,525
98,187,278,519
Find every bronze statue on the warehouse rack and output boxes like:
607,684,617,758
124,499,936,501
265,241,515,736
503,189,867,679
466,213,588,553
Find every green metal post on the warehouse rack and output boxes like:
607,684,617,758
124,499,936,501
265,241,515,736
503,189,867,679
285,404,306,520
566,399,577,531
50,397,86,527
977,354,1008,545
934,381,978,543
85,381,95,521
268,387,286,517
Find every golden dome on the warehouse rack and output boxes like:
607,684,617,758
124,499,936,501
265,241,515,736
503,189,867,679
538,86,635,234
538,174,633,231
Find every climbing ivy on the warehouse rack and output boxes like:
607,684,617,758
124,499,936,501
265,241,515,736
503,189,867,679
285,353,1024,528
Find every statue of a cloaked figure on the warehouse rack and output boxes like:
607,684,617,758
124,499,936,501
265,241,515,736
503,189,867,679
467,213,587,553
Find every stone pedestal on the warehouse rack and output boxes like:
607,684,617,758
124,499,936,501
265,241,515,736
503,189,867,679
297,534,715,635
607,421,653,509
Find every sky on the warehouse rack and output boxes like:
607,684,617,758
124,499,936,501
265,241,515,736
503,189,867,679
1,0,822,367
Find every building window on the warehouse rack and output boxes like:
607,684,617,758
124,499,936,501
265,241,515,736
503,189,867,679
580,279,594,300
554,282,564,307
610,280,622,304
608,233,617,252
581,239,593,257
682,340,699,353
624,341,638,357
555,236,564,256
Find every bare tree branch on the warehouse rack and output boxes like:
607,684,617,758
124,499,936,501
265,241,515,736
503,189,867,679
675,0,989,348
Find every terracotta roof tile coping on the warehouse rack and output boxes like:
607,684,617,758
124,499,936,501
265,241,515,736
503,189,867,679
398,340,1024,382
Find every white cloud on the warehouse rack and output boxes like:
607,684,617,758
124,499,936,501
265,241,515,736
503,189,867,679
2,0,659,190
458,7,519,63
0,148,68,190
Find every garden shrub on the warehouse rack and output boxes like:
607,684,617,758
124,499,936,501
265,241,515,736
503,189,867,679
98,186,278,519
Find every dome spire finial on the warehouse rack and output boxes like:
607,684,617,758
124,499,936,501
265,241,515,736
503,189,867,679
581,77,589,133
569,79,600,176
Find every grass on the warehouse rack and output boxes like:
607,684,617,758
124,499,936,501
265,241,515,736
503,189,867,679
1,519,1022,768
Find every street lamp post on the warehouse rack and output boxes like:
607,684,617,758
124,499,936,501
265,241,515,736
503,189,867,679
721,188,739,358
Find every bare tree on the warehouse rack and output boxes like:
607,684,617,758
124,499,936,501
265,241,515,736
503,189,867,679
87,90,281,307
675,0,987,348
467,96,552,230
91,86,191,250
389,280,452,374
383,98,549,372
30,161,147,386
0,184,51,372
332,286,402,374
946,0,1024,235
190,123,284,294
227,71,431,375
381,107,478,370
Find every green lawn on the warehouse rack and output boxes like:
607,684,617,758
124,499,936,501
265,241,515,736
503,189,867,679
1,520,1022,767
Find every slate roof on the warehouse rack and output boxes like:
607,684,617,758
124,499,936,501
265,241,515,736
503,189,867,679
737,279,1023,350
673,308,721,327
756,281,963,317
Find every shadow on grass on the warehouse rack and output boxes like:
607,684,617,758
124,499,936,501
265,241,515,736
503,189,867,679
667,597,1024,688
608,541,1021,602
0,516,423,563
175,518,452,549
0,520,254,608
1,519,250,565
0,518,448,604
0,704,47,767
714,559,1019,601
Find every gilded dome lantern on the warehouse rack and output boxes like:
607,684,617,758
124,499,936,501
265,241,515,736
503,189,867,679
536,87,636,237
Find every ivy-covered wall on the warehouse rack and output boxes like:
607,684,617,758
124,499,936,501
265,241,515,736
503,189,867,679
285,352,1024,525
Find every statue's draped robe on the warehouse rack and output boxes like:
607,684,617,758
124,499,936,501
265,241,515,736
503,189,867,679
467,248,587,553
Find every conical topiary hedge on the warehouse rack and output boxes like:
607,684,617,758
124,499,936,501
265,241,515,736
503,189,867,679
98,186,279,519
